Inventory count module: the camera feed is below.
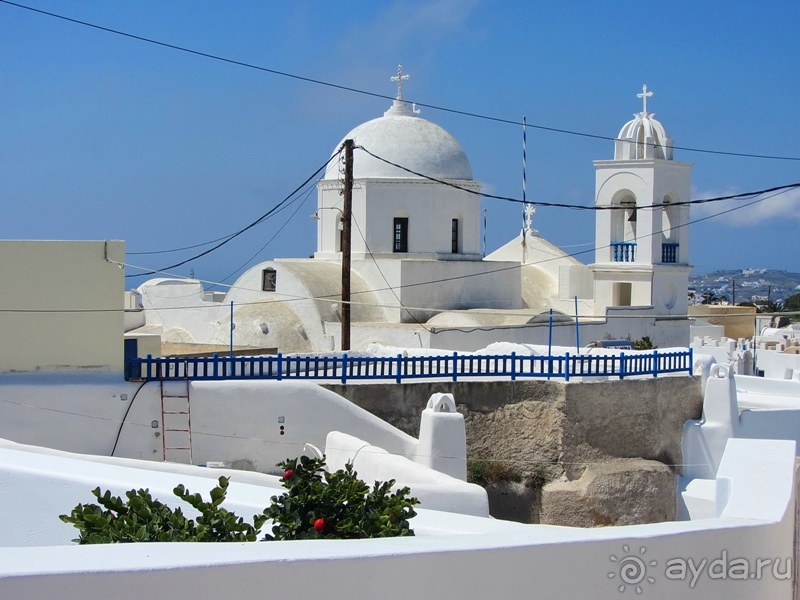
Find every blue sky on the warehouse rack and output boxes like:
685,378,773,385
1,0,798,289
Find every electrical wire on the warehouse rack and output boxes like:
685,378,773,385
122,182,793,320
350,212,433,333
215,185,317,285
3,0,800,162
110,380,148,456
7,258,794,323
0,395,717,469
124,152,339,278
0,179,792,319
120,141,797,284
357,146,800,211
128,232,249,256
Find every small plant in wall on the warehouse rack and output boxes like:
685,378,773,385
466,458,522,487
264,455,419,540
60,456,418,543
631,336,657,350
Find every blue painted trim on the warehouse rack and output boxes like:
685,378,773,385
124,349,693,384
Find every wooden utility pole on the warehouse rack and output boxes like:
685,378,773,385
341,139,353,351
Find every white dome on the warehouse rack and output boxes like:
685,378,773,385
323,100,473,180
615,111,673,160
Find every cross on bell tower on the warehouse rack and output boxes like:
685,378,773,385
391,64,410,100
637,84,653,114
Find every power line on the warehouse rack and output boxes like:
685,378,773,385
3,0,800,162
124,152,339,278
128,232,247,256
1,395,716,469
314,183,794,298
73,185,797,321
361,186,791,295
128,186,316,257
357,146,800,211
215,185,317,285
350,211,433,333
128,147,796,280
2,173,790,317
105,182,793,314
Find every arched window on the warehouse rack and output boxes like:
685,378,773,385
661,195,677,241
661,194,679,263
611,191,637,242
610,191,637,262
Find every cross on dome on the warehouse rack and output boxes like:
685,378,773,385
637,84,653,114
391,64,410,100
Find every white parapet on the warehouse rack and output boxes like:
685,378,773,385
1,436,796,599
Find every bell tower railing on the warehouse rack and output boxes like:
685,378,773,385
611,241,636,262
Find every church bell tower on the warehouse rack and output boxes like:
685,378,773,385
591,86,693,317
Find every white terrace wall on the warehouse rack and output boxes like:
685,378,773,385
0,240,125,372
755,349,800,380
428,307,690,351
0,377,465,479
683,367,800,486
0,436,795,599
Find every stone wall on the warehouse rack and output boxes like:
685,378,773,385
324,376,703,526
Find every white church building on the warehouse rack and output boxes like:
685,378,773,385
133,77,693,354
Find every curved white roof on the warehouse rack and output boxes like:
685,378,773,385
615,112,673,160
323,100,473,181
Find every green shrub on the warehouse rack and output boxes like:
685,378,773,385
467,459,522,487
59,476,265,544
632,336,657,350
60,456,419,543
263,455,419,540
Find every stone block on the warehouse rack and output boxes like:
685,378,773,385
541,459,675,527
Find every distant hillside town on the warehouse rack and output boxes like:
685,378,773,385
689,269,800,305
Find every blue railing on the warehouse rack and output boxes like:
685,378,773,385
611,241,636,262
126,349,693,383
662,242,679,264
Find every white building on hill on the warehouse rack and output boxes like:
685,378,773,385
134,76,693,354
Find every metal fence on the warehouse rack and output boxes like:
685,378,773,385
126,349,693,383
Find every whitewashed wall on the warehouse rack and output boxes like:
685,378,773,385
428,307,690,351
0,436,795,600
0,375,473,481
681,364,800,522
0,376,481,515
754,349,800,379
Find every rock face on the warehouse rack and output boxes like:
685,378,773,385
324,376,702,526
540,459,676,527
